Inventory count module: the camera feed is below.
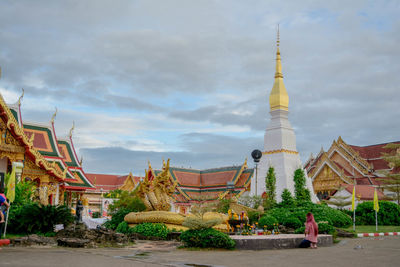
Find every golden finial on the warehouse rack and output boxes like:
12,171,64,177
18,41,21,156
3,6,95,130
277,24,280,48
51,107,57,124
69,121,75,138
269,24,288,111
17,88,25,106
79,156,83,166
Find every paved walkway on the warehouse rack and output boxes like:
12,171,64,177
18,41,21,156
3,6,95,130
1,237,400,267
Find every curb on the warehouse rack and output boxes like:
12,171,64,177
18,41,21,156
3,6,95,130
357,232,400,237
0,239,10,246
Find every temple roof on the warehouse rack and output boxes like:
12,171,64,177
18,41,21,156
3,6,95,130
307,137,399,188
154,161,254,203
86,173,141,192
343,184,386,200
5,97,94,190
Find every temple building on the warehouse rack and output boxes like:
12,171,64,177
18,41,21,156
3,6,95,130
252,30,317,202
0,89,94,205
84,173,141,212
305,136,398,202
149,159,253,214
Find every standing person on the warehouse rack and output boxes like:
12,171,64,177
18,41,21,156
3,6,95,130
299,212,319,248
0,188,10,223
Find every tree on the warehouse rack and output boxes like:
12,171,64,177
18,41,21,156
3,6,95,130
264,167,277,209
293,168,311,202
381,143,400,205
281,189,295,207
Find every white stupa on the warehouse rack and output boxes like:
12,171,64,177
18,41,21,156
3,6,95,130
250,31,318,202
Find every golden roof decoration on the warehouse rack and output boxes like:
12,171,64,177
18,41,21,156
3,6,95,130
50,107,57,124
269,25,289,111
0,93,65,180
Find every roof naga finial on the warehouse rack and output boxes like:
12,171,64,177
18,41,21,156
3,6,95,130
69,121,75,138
51,107,58,124
79,155,83,166
17,88,25,106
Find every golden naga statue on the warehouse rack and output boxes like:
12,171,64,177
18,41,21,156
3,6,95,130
137,159,177,211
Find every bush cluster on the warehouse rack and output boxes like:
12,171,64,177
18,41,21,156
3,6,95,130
266,202,352,228
180,228,235,249
355,201,400,225
115,221,133,234
130,223,170,239
258,215,278,230
103,207,133,230
8,203,74,234
281,216,302,229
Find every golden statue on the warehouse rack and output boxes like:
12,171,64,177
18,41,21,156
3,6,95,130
137,159,177,211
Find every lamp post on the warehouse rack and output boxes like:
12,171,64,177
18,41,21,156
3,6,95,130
251,149,262,196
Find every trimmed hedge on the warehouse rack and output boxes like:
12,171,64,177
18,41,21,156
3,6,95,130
355,201,400,226
180,228,235,249
267,202,352,228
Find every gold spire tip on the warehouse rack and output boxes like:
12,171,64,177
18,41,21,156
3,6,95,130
277,24,280,47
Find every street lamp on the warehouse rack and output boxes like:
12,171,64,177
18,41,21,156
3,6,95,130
251,149,262,196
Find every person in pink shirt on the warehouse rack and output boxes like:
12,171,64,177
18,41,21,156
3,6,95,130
299,212,319,248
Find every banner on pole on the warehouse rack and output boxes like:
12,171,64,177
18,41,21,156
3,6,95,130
374,188,379,212
351,185,355,211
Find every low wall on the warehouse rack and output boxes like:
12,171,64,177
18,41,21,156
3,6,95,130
231,234,333,250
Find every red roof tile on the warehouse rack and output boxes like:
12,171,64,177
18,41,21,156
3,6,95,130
344,185,385,200
349,141,400,161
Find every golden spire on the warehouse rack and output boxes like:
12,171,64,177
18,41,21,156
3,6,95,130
17,88,25,106
269,25,289,111
51,107,57,124
69,121,75,138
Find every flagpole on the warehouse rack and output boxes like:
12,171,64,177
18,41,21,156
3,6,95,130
375,209,378,232
352,167,356,231
3,205,10,238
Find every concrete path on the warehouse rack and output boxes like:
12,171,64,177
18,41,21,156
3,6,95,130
0,237,400,267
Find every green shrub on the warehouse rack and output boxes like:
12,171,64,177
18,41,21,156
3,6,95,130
268,202,352,228
281,216,302,229
356,201,400,225
247,211,263,224
109,194,146,213
116,221,133,234
103,208,132,230
180,228,235,249
131,223,170,239
8,203,74,234
317,222,335,234
92,211,101,218
258,215,278,230
280,189,295,207
216,199,232,214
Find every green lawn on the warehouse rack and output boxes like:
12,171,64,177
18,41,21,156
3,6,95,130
341,225,400,233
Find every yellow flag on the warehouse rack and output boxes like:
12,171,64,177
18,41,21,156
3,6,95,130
6,165,16,202
351,186,355,211
374,188,379,212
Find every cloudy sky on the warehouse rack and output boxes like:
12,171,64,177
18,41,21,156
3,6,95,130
0,0,399,175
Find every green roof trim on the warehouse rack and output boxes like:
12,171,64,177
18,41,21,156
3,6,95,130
10,108,19,124
66,170,93,188
58,140,79,167
23,124,59,157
